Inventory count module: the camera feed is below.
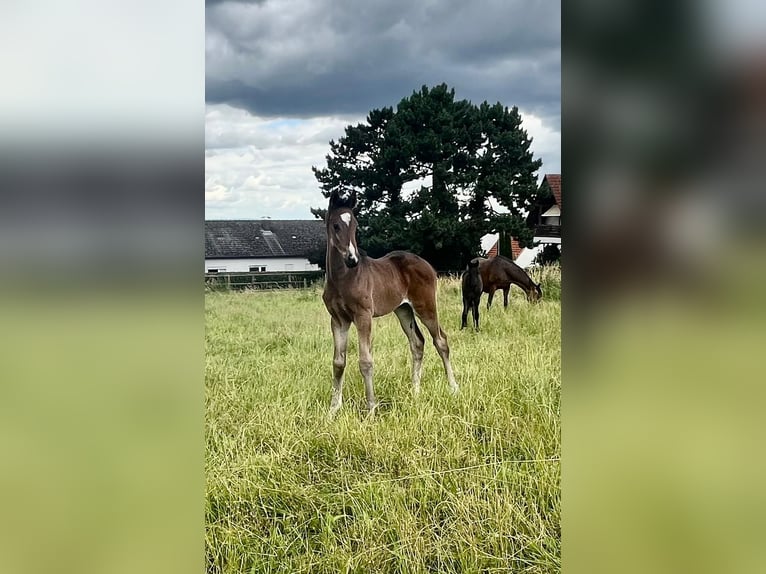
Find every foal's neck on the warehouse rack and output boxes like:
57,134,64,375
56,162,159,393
326,250,359,282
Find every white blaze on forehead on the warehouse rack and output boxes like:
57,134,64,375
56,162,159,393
340,213,351,226
348,242,357,259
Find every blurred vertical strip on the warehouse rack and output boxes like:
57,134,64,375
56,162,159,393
0,2,203,574
564,1,766,573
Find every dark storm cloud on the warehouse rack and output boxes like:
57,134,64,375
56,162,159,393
206,0,560,128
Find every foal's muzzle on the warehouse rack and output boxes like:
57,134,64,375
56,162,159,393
345,255,359,268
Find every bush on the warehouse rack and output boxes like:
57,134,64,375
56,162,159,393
535,244,561,266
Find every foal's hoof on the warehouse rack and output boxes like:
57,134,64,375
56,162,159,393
365,402,379,418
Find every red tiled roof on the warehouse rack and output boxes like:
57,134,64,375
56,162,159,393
511,237,522,260
487,237,522,260
544,174,561,211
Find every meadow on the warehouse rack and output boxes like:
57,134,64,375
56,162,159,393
205,269,561,573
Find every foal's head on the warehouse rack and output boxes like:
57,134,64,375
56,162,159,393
327,189,360,268
465,258,481,280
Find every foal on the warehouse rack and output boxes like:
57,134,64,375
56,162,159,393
461,258,483,330
322,190,458,415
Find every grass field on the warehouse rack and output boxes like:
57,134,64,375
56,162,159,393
205,269,561,573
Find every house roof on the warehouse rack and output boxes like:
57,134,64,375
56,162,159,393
205,220,326,258
481,233,499,254
487,237,522,260
543,174,561,210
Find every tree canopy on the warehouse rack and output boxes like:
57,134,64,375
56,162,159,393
312,84,542,271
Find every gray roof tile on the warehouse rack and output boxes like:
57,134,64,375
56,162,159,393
205,220,326,258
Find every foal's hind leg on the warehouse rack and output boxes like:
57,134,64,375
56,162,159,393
329,316,350,416
503,287,510,308
394,304,425,395
472,300,480,330
412,303,458,394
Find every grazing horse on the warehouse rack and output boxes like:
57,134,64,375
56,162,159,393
478,255,542,309
321,189,458,415
461,258,483,330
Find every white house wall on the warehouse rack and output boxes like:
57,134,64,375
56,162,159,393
205,257,320,273
533,236,561,244
514,246,543,268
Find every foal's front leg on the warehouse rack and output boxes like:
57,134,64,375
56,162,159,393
329,316,350,417
354,312,377,412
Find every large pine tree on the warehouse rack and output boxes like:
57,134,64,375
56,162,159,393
312,84,542,271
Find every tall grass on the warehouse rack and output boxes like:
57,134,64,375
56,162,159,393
206,272,560,573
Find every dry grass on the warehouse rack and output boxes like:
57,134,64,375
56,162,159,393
206,272,560,573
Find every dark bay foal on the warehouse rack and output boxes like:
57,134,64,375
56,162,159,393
322,190,458,416
461,258,483,330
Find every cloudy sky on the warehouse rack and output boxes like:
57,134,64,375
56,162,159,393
205,0,560,220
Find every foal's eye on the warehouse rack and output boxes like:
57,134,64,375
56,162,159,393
333,223,340,231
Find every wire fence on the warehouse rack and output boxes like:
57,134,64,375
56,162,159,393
204,265,559,292
204,271,325,292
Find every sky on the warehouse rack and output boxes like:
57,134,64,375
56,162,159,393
205,0,561,221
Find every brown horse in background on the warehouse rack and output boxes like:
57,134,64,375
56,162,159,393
479,255,542,309
322,190,457,415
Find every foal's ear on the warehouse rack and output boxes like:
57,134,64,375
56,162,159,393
328,189,340,209
329,189,357,210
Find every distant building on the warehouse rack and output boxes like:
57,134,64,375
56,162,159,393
485,236,523,260
481,173,562,268
530,174,561,246
205,220,326,273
